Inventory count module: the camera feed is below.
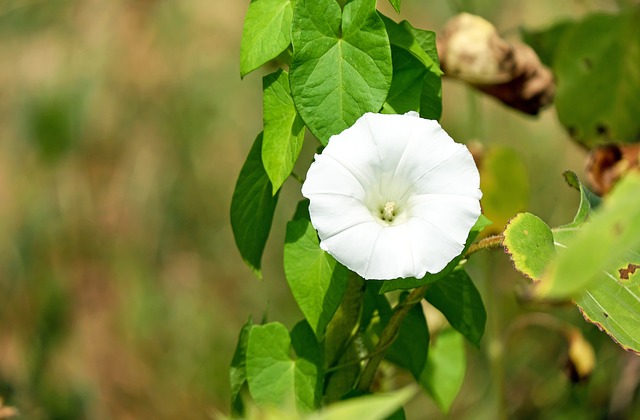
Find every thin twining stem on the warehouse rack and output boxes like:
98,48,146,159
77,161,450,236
357,285,429,392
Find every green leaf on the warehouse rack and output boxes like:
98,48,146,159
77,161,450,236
262,69,305,194
378,215,492,293
380,15,441,75
540,173,640,299
426,268,486,347
503,212,556,281
553,10,640,146
385,296,429,380
420,329,466,413
230,317,254,416
382,47,427,116
502,173,640,354
230,133,279,278
290,0,392,144
291,321,324,410
246,322,322,412
284,219,350,339
387,0,401,14
308,386,416,420
379,15,442,118
480,147,529,235
560,170,601,228
240,0,293,77
520,21,572,67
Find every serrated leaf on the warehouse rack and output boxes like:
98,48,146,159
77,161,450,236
503,173,640,354
420,329,466,413
289,0,392,144
540,174,640,298
378,214,491,293
553,10,640,146
284,219,349,339
309,386,416,420
480,147,529,235
240,0,293,77
503,212,555,281
230,133,279,278
230,317,254,416
385,296,430,380
426,268,486,347
262,69,305,194
246,322,322,412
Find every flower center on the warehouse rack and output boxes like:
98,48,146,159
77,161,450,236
381,201,397,222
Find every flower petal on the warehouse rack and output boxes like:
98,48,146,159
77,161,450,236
408,194,481,244
307,193,374,240
410,145,481,198
405,216,467,276
302,112,483,280
364,224,419,279
302,152,367,200
320,114,380,191
318,221,384,277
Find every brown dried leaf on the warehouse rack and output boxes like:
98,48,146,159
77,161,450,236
586,143,640,195
438,13,555,115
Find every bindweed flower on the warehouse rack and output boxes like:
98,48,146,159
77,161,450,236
302,112,482,280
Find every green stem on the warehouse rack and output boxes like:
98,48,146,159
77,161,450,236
482,253,507,420
465,234,504,258
290,171,305,185
357,285,429,392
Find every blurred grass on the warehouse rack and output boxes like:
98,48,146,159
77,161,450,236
0,0,637,419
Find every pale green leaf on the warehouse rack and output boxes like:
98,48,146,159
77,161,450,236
262,69,305,194
291,321,324,410
290,0,392,144
284,219,349,339
240,0,293,77
480,147,529,235
540,174,640,298
230,133,279,278
246,322,322,412
420,329,466,413
308,386,416,420
503,212,555,281
501,173,640,354
560,170,601,228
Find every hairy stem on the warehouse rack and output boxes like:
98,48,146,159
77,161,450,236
465,234,504,258
357,285,429,392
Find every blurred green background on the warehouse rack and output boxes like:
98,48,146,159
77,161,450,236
0,0,637,419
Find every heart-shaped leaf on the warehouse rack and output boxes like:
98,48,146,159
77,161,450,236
289,0,392,144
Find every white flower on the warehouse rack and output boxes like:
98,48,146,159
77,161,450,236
301,112,482,280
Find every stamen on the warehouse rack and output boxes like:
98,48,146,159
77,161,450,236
382,201,396,222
